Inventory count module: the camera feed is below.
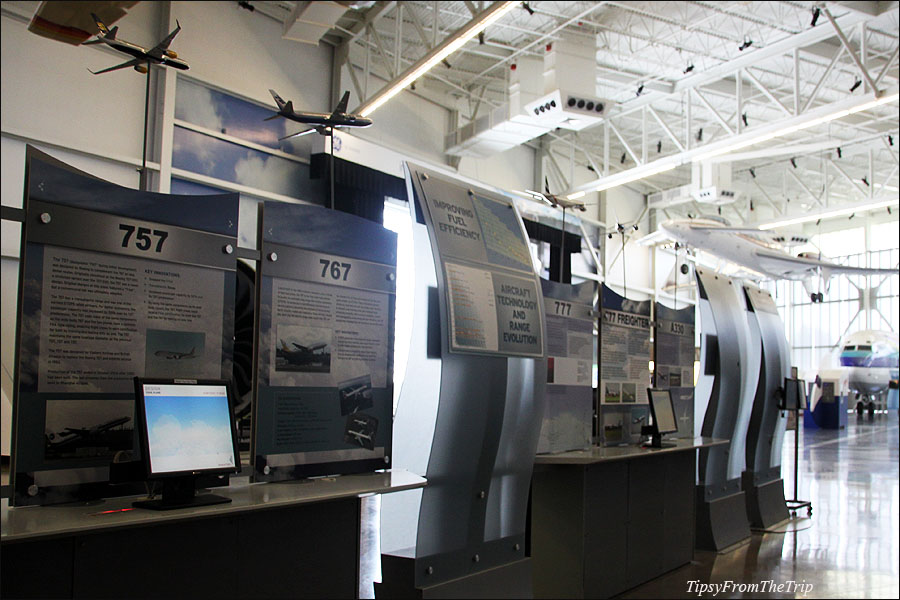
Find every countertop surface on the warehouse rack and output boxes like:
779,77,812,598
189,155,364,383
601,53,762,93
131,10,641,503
534,436,729,465
1,468,426,543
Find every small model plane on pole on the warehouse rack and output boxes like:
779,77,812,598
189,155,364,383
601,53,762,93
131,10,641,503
85,13,189,74
266,89,373,139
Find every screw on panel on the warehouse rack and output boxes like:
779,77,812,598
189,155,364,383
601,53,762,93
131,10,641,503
223,244,234,255
422,173,429,180
478,491,485,499
426,566,433,575
387,272,396,281
514,543,520,551
384,456,390,463
473,554,480,563
39,212,51,224
268,252,278,262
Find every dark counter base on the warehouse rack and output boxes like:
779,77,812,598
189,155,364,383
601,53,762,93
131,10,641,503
375,554,532,599
742,474,789,529
696,490,752,551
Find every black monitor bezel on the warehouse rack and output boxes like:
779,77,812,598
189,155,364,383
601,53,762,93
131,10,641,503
134,377,242,480
646,388,678,435
782,377,806,410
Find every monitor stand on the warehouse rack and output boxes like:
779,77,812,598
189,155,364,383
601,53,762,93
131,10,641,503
648,433,677,449
133,476,231,511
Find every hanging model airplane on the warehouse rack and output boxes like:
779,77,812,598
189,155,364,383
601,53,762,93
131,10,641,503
512,176,588,211
654,217,898,302
85,13,189,74
267,90,373,140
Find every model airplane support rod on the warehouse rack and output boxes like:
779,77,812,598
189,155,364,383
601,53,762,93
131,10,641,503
560,206,566,282
330,130,335,210
141,61,150,191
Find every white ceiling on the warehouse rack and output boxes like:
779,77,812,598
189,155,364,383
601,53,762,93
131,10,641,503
256,0,896,229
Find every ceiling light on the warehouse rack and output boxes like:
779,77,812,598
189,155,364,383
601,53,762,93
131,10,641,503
850,79,862,92
848,213,855,220
636,84,644,97
683,64,694,74
837,147,842,158
758,197,900,229
357,1,518,116
749,168,756,178
889,135,894,146
696,128,703,142
620,152,627,164
691,91,900,163
656,140,662,153
522,1,535,16
738,39,753,51
811,7,820,26
862,176,869,186
741,113,748,127
790,157,797,168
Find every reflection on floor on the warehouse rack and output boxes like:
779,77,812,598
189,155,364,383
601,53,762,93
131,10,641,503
621,413,899,599
360,414,898,599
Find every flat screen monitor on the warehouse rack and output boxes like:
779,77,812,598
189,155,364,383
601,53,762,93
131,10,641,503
646,388,678,448
133,378,241,510
782,377,806,410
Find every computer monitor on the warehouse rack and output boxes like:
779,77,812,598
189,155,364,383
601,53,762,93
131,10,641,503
781,377,806,410
133,377,241,510
646,388,678,448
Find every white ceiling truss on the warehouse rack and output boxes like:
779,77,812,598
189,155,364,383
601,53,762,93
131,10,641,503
254,0,899,229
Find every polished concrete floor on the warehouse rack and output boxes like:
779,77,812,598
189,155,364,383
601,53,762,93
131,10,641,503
621,413,899,599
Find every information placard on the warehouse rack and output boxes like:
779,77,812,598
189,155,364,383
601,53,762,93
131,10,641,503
253,202,396,481
598,284,651,445
537,279,594,454
654,303,696,438
414,170,544,358
11,148,238,506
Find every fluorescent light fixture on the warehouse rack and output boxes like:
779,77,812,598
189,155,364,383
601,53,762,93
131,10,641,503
567,191,586,200
567,90,899,197
758,197,900,229
357,1,518,117
693,91,900,162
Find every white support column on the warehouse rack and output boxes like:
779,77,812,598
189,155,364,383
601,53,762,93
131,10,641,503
155,3,178,194
860,22,868,93
394,4,402,76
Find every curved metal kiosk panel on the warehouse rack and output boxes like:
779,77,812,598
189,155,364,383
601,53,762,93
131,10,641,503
695,269,752,550
742,285,790,527
379,165,546,597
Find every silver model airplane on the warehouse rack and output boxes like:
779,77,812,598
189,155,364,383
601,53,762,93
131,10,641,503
85,13,188,74
654,217,898,302
512,176,588,211
267,90,372,139
154,347,195,360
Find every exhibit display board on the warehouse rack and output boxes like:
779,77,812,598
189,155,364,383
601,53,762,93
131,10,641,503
654,302,696,438
398,165,547,590
599,284,651,445
11,147,238,506
252,202,396,481
537,279,594,454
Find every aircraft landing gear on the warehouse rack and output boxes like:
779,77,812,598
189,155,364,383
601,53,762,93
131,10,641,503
810,292,825,303
856,399,865,417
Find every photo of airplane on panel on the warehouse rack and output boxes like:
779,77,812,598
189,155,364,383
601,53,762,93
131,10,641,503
646,216,898,302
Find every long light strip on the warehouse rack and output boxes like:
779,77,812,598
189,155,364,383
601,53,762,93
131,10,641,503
757,197,900,229
692,91,900,163
568,90,900,197
356,1,518,117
